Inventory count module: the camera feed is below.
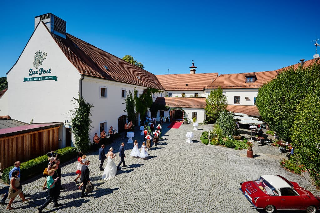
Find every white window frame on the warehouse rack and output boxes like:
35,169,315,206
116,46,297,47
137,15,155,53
100,86,107,98
121,89,126,98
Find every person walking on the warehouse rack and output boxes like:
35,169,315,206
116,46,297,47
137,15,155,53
37,169,60,212
80,161,90,198
117,143,126,170
1,161,21,205
6,170,29,210
99,144,106,171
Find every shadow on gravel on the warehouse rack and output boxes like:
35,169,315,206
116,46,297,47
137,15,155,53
46,198,91,212
192,140,199,143
92,187,119,198
253,154,261,158
117,169,134,174
146,156,157,160
62,172,76,177
128,163,144,169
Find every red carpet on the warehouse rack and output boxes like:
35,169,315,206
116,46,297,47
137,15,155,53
168,121,183,129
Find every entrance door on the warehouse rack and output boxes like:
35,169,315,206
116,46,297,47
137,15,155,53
175,110,184,120
118,115,127,133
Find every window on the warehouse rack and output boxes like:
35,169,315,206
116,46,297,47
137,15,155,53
121,89,126,98
245,97,250,101
234,96,240,104
192,112,197,121
195,93,199,97
100,122,107,133
182,93,185,98
100,87,107,98
280,188,298,196
168,93,172,97
246,76,256,83
254,97,257,105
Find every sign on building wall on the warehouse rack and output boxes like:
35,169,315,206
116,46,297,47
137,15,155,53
24,51,58,82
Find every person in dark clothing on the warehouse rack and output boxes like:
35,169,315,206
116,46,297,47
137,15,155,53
37,169,60,213
80,161,90,198
117,143,126,170
99,144,106,171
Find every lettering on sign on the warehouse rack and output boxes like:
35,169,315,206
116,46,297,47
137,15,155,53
23,51,57,82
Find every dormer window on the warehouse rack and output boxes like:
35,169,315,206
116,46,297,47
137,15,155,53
246,76,256,83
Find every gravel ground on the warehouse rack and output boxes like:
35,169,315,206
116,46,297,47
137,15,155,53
0,122,319,213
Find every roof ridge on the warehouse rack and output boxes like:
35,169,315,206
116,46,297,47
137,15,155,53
66,33,156,77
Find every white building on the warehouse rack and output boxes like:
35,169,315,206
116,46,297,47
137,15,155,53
2,13,163,147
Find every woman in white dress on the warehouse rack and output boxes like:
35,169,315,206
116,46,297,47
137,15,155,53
130,140,140,157
139,142,148,159
102,147,117,180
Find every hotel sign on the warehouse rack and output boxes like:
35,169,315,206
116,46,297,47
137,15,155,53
24,51,58,82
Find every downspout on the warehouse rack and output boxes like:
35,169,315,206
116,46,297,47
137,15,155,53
79,74,84,98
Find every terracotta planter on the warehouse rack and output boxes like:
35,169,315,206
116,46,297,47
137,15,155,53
247,150,254,158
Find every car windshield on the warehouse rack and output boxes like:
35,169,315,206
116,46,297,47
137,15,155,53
255,177,279,196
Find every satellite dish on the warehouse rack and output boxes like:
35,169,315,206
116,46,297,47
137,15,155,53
313,54,319,59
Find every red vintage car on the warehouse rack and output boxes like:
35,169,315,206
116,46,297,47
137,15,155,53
240,175,320,213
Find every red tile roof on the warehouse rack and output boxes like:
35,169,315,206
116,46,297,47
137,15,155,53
226,105,260,117
206,71,278,89
155,97,206,108
51,30,163,90
156,73,218,91
207,58,320,89
274,58,320,73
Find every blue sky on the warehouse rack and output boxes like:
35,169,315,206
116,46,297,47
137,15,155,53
0,0,319,77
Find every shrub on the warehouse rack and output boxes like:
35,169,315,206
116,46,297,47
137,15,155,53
1,146,77,184
266,130,274,135
200,131,209,145
216,111,236,137
234,140,248,150
225,138,235,148
280,156,306,175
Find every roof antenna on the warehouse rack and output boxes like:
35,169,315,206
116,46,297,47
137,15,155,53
168,68,169,74
313,38,319,59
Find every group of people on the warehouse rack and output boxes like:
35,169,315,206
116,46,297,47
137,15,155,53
99,143,126,181
0,122,163,212
93,126,116,149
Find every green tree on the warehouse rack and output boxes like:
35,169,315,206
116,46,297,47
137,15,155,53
256,63,320,142
205,87,227,123
216,110,236,137
122,55,145,69
125,90,136,123
135,88,158,124
71,96,93,153
291,94,320,186
0,77,8,91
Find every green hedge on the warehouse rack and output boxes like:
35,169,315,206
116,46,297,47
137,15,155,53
2,146,77,184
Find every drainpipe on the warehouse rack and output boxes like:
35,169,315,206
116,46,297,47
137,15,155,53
79,74,84,98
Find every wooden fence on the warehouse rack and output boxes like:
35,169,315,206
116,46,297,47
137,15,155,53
0,126,60,171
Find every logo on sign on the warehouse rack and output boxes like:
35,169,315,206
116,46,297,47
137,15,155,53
33,50,47,69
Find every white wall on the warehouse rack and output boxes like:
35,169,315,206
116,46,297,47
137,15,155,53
183,108,205,123
165,90,206,97
7,22,80,124
82,77,147,142
222,88,258,105
0,91,8,116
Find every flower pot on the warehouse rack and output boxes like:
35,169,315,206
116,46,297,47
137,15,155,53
247,150,254,158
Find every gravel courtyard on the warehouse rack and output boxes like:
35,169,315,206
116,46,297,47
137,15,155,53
0,122,319,213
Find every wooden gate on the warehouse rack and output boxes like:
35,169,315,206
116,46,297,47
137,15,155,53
0,126,60,171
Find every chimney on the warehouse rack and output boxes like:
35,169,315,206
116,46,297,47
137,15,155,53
300,59,305,67
35,13,66,39
189,60,197,74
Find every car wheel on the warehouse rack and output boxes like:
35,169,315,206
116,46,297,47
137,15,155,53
264,205,275,213
306,206,316,213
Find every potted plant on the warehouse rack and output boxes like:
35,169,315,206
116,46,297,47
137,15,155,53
246,141,253,158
